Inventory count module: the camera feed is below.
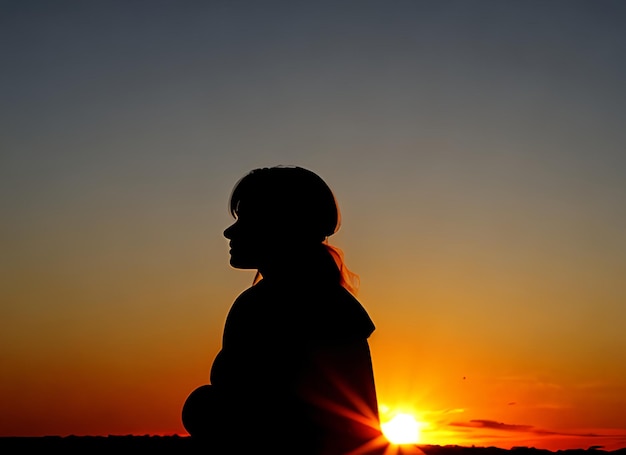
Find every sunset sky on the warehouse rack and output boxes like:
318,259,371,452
2,1,626,450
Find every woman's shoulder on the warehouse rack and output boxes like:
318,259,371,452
227,279,285,320
233,281,263,301
227,281,267,314
226,280,375,339
222,282,274,339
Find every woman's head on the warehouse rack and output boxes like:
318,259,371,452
223,166,358,293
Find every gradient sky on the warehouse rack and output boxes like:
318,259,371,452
2,0,626,450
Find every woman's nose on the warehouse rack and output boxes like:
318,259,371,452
223,223,236,239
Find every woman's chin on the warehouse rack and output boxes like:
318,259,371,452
229,257,256,270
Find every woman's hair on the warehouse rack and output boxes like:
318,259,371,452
228,166,359,295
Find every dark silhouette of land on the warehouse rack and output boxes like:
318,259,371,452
1,436,625,454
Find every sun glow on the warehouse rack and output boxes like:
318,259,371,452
381,412,423,445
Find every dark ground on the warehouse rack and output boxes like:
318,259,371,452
1,436,625,455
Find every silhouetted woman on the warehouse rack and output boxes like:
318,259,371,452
182,166,383,455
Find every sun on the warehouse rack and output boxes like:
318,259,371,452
381,412,423,445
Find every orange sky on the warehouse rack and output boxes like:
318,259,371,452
2,1,626,450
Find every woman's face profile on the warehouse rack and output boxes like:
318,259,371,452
223,199,279,270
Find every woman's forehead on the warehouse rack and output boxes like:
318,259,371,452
234,197,281,218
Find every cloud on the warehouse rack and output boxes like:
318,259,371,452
449,420,626,439
450,420,533,432
446,419,626,451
